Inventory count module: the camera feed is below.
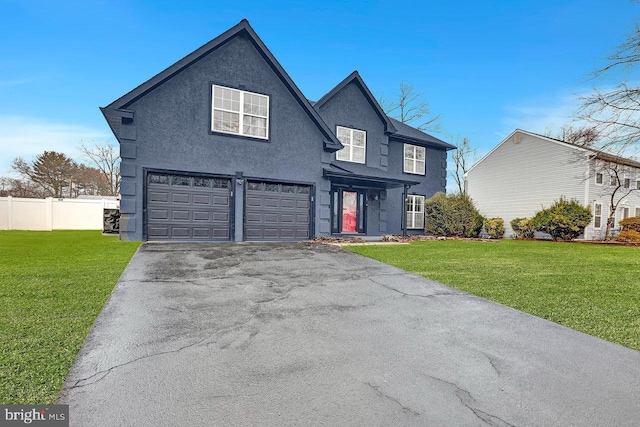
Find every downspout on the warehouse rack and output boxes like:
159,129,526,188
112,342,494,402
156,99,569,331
402,184,408,236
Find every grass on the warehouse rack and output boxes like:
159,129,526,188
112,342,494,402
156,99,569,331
346,239,640,351
0,231,141,404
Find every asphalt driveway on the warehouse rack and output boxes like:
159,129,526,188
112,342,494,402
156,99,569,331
59,242,640,426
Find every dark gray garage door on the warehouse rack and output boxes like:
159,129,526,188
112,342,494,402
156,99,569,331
146,172,231,241
245,181,311,241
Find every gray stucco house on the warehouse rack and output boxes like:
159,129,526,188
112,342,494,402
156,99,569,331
102,19,454,242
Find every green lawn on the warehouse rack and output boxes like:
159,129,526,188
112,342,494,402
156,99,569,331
0,231,141,404
346,240,640,351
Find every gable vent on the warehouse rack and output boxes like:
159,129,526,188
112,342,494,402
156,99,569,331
514,134,521,144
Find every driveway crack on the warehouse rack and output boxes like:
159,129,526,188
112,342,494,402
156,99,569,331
364,382,420,416
425,375,515,427
69,315,258,390
368,277,461,299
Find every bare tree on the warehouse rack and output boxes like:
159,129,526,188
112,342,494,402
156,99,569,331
78,141,120,196
557,125,601,147
379,82,442,132
11,151,79,198
0,177,47,198
448,137,476,193
579,22,640,152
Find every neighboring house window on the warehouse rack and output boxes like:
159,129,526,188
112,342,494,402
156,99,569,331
594,203,602,229
336,126,366,163
595,173,603,185
637,180,640,190
610,175,617,186
406,195,425,229
404,144,426,175
621,207,630,220
211,85,269,139
636,207,640,217
624,178,630,189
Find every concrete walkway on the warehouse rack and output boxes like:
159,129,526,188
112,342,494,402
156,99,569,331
59,243,640,426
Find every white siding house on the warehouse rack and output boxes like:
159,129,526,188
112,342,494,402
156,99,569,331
465,129,640,239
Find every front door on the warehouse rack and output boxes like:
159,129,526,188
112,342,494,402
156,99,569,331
332,187,366,234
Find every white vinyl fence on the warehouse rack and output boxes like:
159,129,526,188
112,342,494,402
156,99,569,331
0,196,119,231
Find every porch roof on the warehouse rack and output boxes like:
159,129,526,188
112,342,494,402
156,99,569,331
323,168,420,189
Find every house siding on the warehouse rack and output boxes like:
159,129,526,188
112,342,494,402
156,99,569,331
113,33,330,240
466,132,588,238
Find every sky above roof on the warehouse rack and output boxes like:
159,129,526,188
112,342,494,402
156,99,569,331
0,0,637,185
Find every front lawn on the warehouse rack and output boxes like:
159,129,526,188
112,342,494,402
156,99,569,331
346,240,640,350
0,231,141,404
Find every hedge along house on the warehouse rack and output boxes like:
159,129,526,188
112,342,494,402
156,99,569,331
102,19,454,242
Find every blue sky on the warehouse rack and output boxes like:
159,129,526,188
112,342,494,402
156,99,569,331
0,0,637,182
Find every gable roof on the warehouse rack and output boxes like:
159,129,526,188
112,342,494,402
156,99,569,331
467,128,640,175
314,71,397,134
101,19,343,151
388,118,455,150
519,130,640,168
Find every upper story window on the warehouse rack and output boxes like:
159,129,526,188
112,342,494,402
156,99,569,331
610,175,617,186
404,144,426,175
595,173,603,185
336,126,366,164
624,178,631,189
211,85,269,139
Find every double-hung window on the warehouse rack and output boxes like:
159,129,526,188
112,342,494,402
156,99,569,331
336,126,366,163
406,194,425,229
621,206,630,220
404,144,426,175
594,203,602,229
211,85,269,139
595,173,603,185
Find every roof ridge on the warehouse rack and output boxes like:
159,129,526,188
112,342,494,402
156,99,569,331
314,71,397,134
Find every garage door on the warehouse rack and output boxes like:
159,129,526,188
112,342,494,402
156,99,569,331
146,172,231,241
245,181,311,241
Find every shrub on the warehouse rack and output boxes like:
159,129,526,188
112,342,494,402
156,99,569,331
616,229,640,243
510,217,535,238
424,192,484,238
619,216,640,233
531,197,592,241
483,218,505,239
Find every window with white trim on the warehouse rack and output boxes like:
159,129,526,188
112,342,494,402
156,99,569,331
621,206,630,220
594,203,602,229
637,180,640,190
211,85,269,139
635,207,640,217
335,126,366,163
595,173,603,185
624,178,630,189
404,144,426,175
610,175,617,186
406,194,425,229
